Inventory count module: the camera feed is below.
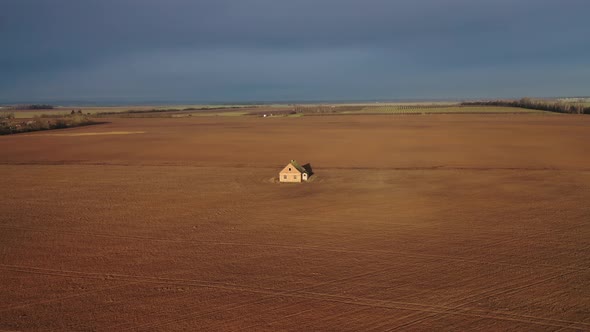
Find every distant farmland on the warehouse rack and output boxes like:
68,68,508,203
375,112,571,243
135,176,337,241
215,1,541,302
5,105,256,119
347,105,549,115
3,103,552,120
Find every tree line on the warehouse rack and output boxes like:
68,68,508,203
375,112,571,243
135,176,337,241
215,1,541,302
462,98,589,114
2,104,55,110
0,113,95,135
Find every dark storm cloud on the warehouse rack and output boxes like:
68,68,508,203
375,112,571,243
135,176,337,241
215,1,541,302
1,0,589,102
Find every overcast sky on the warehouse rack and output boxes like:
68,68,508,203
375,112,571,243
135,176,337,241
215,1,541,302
1,0,589,103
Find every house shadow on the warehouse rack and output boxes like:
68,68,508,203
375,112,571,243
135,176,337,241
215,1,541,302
302,163,314,176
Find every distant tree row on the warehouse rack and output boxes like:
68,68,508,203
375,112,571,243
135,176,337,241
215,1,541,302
394,104,451,110
0,114,94,135
3,104,55,110
292,105,362,114
293,105,335,114
462,98,589,114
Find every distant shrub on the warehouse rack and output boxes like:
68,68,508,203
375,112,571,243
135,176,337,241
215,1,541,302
28,119,50,131
52,119,68,129
0,112,15,120
66,114,93,126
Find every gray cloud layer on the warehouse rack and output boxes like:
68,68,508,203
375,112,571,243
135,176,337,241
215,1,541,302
1,0,589,102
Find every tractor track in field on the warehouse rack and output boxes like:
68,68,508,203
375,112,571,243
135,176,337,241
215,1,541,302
1,225,586,273
2,264,589,331
0,265,203,314
200,297,317,332
382,269,580,331
111,265,403,331
128,285,590,331
3,225,579,329
377,227,581,330
224,302,320,331
0,280,133,313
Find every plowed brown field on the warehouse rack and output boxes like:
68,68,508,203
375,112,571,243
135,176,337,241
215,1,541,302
1,114,590,331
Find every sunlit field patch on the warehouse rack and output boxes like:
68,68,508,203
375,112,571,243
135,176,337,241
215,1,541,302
33,131,145,136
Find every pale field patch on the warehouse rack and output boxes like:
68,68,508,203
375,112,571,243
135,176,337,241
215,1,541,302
31,131,145,137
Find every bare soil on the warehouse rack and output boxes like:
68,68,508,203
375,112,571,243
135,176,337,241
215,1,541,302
1,114,589,331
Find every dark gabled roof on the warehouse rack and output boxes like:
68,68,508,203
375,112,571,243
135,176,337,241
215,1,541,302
289,160,307,174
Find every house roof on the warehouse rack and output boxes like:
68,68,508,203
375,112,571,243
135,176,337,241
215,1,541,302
289,160,307,174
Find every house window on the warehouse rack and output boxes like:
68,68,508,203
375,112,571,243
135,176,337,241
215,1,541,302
283,175,287,179
293,175,297,179
289,168,291,171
